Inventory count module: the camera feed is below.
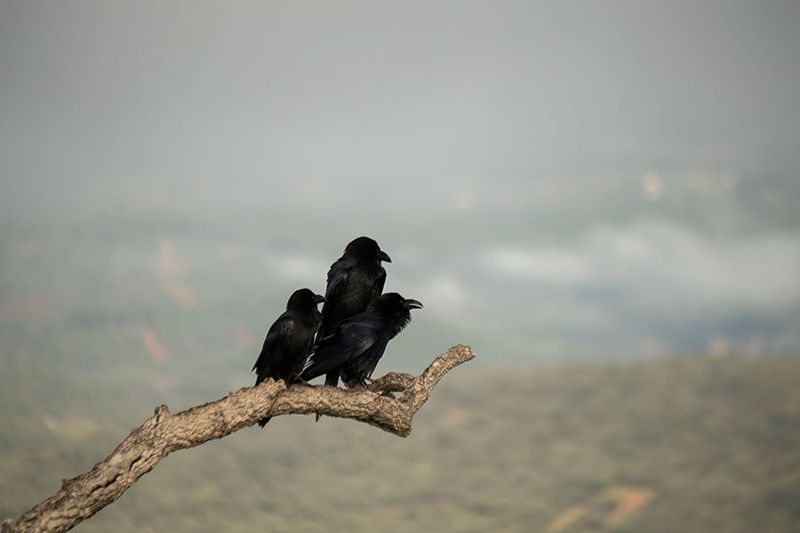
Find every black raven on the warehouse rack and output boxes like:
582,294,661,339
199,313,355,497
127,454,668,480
252,288,324,426
302,292,423,388
317,236,391,388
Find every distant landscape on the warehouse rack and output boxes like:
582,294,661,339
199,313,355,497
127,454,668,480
1,213,799,532
2,354,799,532
3,3,800,530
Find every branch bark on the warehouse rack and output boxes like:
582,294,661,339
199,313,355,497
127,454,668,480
2,344,475,533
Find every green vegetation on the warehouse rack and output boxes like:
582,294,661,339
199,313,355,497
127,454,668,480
1,224,798,531
2,355,799,532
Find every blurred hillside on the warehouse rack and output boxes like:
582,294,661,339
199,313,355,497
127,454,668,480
2,355,799,532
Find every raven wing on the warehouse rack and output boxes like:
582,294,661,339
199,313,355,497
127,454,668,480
323,255,356,306
301,318,381,380
318,254,358,340
252,314,294,383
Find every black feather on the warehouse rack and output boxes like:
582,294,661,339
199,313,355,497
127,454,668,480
252,288,323,427
302,292,421,388
313,237,390,392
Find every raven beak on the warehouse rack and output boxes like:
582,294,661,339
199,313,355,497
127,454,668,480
378,250,392,263
403,299,423,310
313,294,326,305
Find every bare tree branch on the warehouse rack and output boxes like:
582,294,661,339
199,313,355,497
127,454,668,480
2,344,475,533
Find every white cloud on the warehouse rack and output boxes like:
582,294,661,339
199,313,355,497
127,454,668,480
483,221,800,312
476,220,800,353
585,222,800,311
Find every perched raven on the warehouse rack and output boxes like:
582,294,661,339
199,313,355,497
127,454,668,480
302,292,423,388
317,236,391,388
252,288,324,426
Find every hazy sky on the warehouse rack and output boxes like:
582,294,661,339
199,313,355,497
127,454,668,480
1,1,799,360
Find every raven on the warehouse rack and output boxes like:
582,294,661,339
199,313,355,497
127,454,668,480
302,292,423,388
252,288,325,426
317,236,391,388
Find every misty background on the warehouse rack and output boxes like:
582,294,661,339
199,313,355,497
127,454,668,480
1,2,799,531
3,1,799,366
